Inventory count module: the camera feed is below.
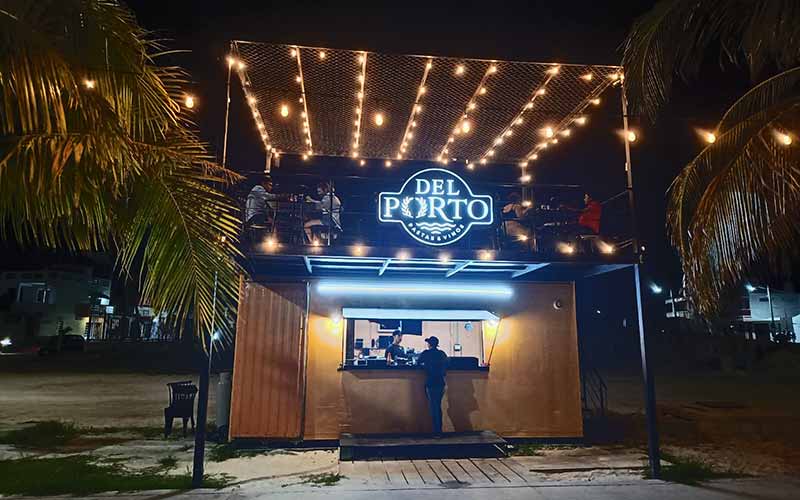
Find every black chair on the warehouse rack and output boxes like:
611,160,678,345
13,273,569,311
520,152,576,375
164,381,198,438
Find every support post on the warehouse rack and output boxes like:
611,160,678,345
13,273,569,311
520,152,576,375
622,82,660,478
634,264,661,478
192,271,219,488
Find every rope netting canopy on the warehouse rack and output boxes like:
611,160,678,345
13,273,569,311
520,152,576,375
231,41,622,169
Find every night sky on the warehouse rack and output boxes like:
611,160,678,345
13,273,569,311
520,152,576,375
7,1,755,335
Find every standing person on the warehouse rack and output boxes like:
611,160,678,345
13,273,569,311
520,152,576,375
385,330,406,365
304,181,342,242
417,336,448,437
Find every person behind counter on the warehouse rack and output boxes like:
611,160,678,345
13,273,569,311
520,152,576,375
385,330,406,365
418,336,448,437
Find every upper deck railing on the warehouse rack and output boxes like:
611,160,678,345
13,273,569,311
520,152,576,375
240,170,635,264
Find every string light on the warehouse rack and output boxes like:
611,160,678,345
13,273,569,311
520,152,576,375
318,50,327,60
385,160,392,167
359,159,366,166
544,127,554,138
704,131,717,144
352,51,367,158
292,46,314,154
590,98,601,105
374,112,385,127
436,62,498,163
778,132,793,145
290,48,297,57
247,96,257,105
581,72,594,81
83,79,96,89
560,129,571,137
455,64,466,76
627,131,637,142
575,116,587,125
184,95,195,109
547,65,560,75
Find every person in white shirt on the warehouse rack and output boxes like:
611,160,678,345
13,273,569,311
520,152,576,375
245,176,281,227
304,181,342,242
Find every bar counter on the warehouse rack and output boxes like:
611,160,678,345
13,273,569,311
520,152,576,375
339,364,490,372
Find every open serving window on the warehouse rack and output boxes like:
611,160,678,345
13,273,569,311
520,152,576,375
340,308,498,370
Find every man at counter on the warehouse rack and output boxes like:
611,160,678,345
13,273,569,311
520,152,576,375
418,336,448,437
384,330,406,365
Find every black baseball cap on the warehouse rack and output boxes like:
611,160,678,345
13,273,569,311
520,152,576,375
424,336,439,347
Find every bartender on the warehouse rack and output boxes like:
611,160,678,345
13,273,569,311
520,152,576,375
385,330,406,365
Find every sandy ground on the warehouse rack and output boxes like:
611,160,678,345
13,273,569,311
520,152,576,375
0,372,218,428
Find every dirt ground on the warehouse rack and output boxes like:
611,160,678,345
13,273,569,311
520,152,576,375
0,371,218,428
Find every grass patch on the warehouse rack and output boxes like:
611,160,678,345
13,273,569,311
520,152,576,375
283,472,343,488
157,455,178,470
0,421,80,449
207,443,265,462
510,443,544,456
0,456,229,496
646,452,743,485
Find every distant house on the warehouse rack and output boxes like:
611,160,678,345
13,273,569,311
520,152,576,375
0,265,111,342
663,285,800,340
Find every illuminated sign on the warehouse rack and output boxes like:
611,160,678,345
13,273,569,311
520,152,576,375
379,168,494,246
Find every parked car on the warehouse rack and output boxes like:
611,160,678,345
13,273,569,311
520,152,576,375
37,335,86,355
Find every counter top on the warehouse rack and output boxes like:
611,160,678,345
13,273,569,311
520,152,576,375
339,364,489,372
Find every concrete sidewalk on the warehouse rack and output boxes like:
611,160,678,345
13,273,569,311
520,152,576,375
13,478,800,500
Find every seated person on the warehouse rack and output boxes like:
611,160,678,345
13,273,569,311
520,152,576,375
501,192,530,240
245,176,286,229
304,181,342,242
562,192,602,239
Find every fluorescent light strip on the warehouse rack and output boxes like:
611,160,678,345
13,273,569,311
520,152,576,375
316,281,513,298
342,308,500,321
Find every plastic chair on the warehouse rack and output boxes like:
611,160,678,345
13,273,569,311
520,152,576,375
164,381,197,438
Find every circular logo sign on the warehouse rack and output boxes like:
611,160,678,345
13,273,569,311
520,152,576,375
378,168,494,246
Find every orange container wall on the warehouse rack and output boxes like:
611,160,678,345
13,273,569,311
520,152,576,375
229,281,307,439
231,280,582,440
303,281,583,439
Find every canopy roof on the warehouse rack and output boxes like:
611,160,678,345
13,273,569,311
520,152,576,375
231,41,622,168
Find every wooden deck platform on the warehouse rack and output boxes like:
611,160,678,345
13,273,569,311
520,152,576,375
339,431,508,460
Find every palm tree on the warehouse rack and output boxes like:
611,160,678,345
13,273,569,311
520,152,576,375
0,0,242,346
623,0,800,314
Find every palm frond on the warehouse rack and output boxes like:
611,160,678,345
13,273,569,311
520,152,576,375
668,68,800,313
0,0,245,345
622,0,800,120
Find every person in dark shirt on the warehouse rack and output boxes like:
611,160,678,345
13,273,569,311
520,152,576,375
384,331,406,365
417,336,448,437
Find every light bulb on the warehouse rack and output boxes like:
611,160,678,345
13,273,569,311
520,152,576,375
280,104,289,117
455,64,465,76
779,132,792,145
529,153,539,160
520,174,532,183
318,50,327,60
359,159,366,166
488,65,498,74
247,96,256,105
581,73,593,81
536,88,546,96
426,61,433,70
575,116,587,125
522,200,532,208
184,95,195,109
468,102,476,110
591,98,601,105
705,132,717,144
290,48,297,57
547,65,560,75
295,75,302,83
374,113,384,126
385,160,392,167
544,127,554,138
479,87,487,95
516,117,524,125
83,79,96,89
560,129,571,137
461,120,471,133
627,131,637,142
